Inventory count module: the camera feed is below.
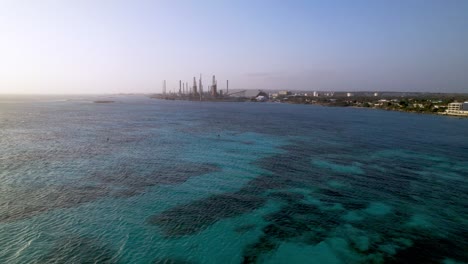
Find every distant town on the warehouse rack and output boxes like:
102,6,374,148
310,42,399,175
151,75,468,117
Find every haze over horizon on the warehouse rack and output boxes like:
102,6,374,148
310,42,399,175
1,0,467,94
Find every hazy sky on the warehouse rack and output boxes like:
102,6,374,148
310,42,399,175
1,0,467,94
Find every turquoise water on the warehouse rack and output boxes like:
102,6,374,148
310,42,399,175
0,95,467,263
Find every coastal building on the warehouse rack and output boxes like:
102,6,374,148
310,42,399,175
278,90,291,96
347,93,354,97
446,102,468,116
313,91,319,97
447,102,463,112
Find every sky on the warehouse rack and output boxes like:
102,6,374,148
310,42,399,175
0,0,467,94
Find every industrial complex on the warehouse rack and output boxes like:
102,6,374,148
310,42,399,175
152,75,250,102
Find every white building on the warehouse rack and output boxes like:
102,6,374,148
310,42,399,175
446,102,468,116
347,93,354,97
447,102,463,112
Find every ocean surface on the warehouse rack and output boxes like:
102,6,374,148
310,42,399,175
0,95,467,264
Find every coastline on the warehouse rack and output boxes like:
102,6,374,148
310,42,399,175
149,95,468,118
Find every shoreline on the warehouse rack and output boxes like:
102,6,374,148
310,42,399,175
149,95,468,118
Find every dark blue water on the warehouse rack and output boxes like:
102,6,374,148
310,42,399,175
0,95,467,263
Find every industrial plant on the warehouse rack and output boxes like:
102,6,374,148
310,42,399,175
152,75,249,101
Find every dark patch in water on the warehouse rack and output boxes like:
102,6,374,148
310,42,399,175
262,220,310,240
97,163,220,191
146,144,318,236
0,185,109,223
153,258,195,264
241,201,343,260
318,188,368,210
242,236,278,264
264,202,340,238
250,142,333,193
340,199,368,210
244,176,287,191
148,143,332,245
148,192,266,237
268,191,305,203
0,162,220,223
386,236,468,264
36,236,118,264
321,188,346,198
112,188,142,198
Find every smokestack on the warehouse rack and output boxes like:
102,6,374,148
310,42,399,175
199,74,203,99
226,80,229,95
179,80,182,94
193,77,198,95
211,75,217,97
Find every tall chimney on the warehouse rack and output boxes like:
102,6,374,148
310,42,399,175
193,77,198,95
